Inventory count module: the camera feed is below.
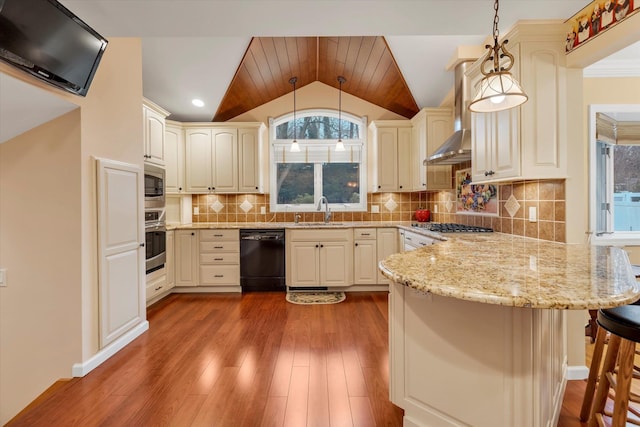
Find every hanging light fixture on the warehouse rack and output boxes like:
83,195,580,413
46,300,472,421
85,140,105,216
289,77,300,152
335,76,346,152
468,0,528,113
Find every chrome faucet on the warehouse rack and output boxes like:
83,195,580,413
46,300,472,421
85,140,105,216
317,196,331,223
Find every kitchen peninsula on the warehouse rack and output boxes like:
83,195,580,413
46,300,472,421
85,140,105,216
380,234,640,427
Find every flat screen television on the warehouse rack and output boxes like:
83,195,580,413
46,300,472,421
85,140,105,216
0,0,108,96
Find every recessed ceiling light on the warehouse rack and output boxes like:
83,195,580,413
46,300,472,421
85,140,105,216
192,99,205,107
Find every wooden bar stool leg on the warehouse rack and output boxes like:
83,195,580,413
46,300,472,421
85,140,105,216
612,338,636,427
589,334,622,427
581,324,608,421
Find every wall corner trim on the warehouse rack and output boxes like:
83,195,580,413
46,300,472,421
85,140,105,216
71,321,149,377
566,365,589,380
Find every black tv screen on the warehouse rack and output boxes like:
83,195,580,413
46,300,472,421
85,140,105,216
0,0,108,96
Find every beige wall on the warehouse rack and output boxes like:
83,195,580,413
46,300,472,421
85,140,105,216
0,38,143,424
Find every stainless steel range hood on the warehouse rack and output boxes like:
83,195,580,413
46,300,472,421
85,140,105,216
427,61,473,165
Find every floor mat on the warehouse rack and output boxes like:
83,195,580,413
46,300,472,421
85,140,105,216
286,291,346,305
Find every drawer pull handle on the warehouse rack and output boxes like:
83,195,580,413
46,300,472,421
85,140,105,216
214,274,224,278
214,234,223,237
155,286,163,291
361,233,370,236
214,246,223,249
214,258,223,261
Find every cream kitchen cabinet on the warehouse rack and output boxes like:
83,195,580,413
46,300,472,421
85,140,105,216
185,127,238,193
369,121,412,192
411,108,454,190
184,123,264,194
468,21,569,184
376,227,398,283
175,230,198,287
286,228,353,288
199,229,240,287
143,99,169,166
353,228,378,285
166,230,175,287
165,121,185,194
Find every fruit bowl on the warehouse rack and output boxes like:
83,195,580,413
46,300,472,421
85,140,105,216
415,209,430,222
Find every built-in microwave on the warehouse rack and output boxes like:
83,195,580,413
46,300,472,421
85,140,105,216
144,163,165,209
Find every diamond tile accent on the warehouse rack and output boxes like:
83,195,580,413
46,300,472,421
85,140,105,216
505,195,520,218
445,200,454,213
239,199,253,213
210,200,224,213
384,198,398,212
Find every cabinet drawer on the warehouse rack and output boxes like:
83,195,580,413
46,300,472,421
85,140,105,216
289,229,351,242
200,229,239,242
200,241,240,253
200,265,239,285
354,228,376,240
199,253,240,265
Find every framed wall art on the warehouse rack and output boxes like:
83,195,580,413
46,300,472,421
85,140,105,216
456,169,498,216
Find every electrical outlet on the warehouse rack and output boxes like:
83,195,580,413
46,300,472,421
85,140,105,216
260,206,266,214
0,269,6,287
434,205,438,213
193,206,199,215
528,206,537,222
371,205,380,214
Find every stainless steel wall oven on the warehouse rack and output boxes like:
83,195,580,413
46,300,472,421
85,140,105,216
144,163,166,274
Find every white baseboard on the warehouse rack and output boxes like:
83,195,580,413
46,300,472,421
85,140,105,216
567,364,589,380
71,321,149,377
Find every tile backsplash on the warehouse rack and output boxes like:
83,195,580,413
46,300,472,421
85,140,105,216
190,180,566,243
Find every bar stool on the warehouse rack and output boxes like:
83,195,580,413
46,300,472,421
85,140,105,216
583,306,640,426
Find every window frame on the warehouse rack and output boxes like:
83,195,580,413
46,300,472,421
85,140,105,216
589,104,640,245
268,109,368,213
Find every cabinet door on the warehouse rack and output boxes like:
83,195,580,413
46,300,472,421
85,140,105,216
211,128,238,192
144,106,166,166
175,230,198,286
471,112,493,182
166,230,175,287
354,239,378,285
492,109,520,180
289,242,320,287
376,128,398,191
397,127,412,192
165,125,185,194
377,228,398,283
320,241,350,287
238,127,261,193
410,123,426,191
426,114,453,190
185,129,213,193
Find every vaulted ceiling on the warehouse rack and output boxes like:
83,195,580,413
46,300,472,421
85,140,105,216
214,36,419,122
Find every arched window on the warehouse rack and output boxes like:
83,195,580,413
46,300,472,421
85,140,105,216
269,109,368,213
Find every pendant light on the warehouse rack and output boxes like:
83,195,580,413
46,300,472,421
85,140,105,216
289,77,300,152
335,76,346,152
468,0,528,113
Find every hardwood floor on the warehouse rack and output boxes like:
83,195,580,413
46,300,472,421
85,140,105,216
6,292,403,427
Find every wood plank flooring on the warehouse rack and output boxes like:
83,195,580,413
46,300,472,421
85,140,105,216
6,292,403,427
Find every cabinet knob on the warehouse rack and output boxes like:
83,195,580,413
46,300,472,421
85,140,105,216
179,187,182,191
399,185,403,189
255,186,258,190
355,243,359,247
378,185,381,189
320,244,324,248
315,244,319,248
140,242,145,247
191,232,195,236
212,187,215,190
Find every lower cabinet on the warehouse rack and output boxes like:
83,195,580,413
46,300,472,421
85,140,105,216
354,228,378,285
377,228,398,283
199,229,240,286
166,230,175,286
287,228,353,288
175,230,198,286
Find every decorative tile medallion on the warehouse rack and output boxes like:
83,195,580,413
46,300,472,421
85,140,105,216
505,195,521,218
384,198,398,212
210,200,224,213
239,199,253,213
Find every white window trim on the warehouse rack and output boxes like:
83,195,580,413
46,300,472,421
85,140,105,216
589,104,640,245
268,110,368,213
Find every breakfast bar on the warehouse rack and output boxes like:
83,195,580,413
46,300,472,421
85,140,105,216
379,233,640,427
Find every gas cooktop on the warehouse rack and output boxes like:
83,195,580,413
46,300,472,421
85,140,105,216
411,223,493,233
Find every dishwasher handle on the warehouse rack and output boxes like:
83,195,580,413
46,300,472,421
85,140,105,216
241,233,284,241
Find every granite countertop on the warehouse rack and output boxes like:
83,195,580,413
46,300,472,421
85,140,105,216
166,221,416,231
379,233,640,310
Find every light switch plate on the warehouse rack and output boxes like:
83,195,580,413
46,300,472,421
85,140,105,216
529,206,537,222
260,206,266,214
0,269,6,287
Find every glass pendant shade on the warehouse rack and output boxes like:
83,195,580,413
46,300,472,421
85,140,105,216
290,140,300,152
335,140,345,152
469,71,528,113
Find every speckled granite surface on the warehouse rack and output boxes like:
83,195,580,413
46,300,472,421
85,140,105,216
379,233,640,309
167,221,415,230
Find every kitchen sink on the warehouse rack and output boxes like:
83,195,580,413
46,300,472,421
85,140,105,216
293,222,345,227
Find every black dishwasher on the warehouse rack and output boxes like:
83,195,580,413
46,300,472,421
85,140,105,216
240,229,286,292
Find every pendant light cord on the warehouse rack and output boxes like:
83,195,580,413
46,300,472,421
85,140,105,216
289,77,298,141
338,76,343,141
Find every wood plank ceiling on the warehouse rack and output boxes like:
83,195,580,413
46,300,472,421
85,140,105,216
213,36,420,122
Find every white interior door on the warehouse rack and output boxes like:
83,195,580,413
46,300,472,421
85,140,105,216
96,158,145,348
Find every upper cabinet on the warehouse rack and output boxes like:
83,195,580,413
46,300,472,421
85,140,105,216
143,99,170,166
411,108,454,190
468,21,569,184
184,122,265,194
164,121,185,194
370,120,412,192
